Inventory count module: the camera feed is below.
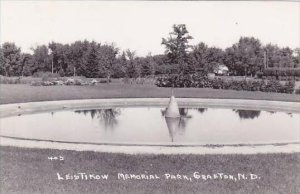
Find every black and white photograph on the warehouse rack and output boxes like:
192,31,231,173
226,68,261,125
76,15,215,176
0,1,300,193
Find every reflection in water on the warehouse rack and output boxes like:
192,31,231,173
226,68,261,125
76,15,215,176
178,108,192,130
197,108,207,114
75,109,121,129
165,117,180,142
1,107,299,145
233,109,261,120
162,108,194,141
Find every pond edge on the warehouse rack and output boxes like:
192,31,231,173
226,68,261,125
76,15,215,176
1,98,300,118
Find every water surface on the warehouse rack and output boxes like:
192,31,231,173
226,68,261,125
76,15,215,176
0,107,299,145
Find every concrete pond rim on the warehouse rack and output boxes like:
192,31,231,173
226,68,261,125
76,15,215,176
1,98,299,155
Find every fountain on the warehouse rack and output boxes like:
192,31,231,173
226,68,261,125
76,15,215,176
164,92,181,141
165,92,180,118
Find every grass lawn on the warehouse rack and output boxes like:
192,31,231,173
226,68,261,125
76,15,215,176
0,146,299,194
1,83,300,193
0,83,300,104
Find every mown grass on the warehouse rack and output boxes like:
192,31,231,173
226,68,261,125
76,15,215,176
1,80,300,193
0,146,299,194
1,83,300,104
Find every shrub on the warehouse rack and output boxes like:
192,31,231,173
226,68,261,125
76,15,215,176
156,73,296,94
283,80,295,94
121,77,157,85
255,71,263,79
90,79,98,85
30,81,43,86
65,78,75,85
33,71,60,79
0,76,41,84
41,81,53,86
263,68,300,79
122,77,130,84
99,79,109,83
53,80,64,85
74,79,82,85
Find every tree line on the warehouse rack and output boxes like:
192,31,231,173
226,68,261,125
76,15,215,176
1,24,299,79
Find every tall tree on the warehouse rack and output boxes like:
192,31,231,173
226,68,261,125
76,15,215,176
264,44,295,68
85,42,99,78
224,37,263,76
31,45,50,73
125,49,140,78
20,53,34,76
1,42,22,76
67,40,90,77
190,42,209,70
294,48,300,67
162,24,193,74
112,51,127,78
97,44,119,81
0,46,5,75
48,42,69,75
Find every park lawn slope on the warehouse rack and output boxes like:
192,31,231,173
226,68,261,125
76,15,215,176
1,83,300,104
1,83,300,194
0,146,299,194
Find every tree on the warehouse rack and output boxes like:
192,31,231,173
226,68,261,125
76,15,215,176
21,53,34,76
31,45,50,73
1,42,22,76
190,43,225,73
48,42,69,76
162,24,193,74
97,44,119,81
224,37,263,76
125,49,140,78
264,44,295,68
85,42,99,78
190,42,209,70
294,48,300,67
0,46,5,75
67,40,90,77
144,53,156,76
112,51,127,78
152,54,168,75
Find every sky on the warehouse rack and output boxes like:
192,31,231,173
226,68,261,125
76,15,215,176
1,1,300,56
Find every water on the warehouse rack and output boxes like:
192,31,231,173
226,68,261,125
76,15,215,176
0,107,299,145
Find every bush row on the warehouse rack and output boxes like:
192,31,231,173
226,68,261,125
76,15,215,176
155,74,296,94
30,78,100,86
0,76,42,84
122,77,157,85
262,68,300,77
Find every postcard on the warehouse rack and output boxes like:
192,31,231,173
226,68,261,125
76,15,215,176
0,1,299,193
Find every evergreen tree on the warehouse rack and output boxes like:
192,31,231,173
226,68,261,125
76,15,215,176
85,44,99,78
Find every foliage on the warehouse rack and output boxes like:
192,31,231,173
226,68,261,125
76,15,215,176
265,44,296,68
85,43,100,78
156,74,296,94
224,37,263,76
1,27,299,78
162,24,193,74
121,77,156,85
31,45,51,74
0,75,40,84
0,43,22,76
263,68,300,77
125,50,141,78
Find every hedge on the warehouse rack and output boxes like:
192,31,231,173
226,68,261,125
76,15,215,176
263,68,300,77
155,73,296,94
